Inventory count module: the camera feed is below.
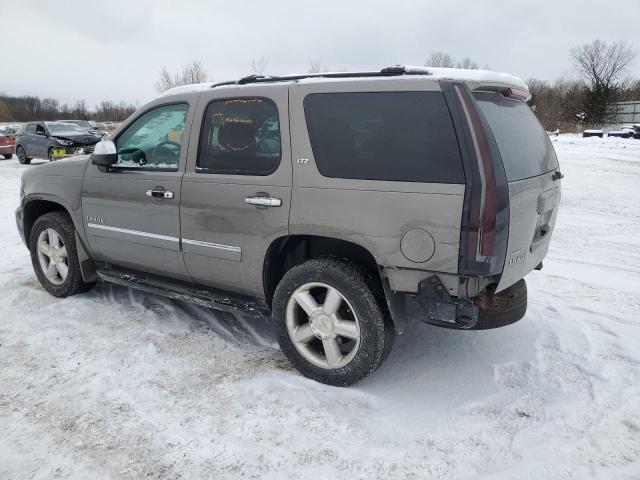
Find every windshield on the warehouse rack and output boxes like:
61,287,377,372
474,92,558,181
46,122,87,134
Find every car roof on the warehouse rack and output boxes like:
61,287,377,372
158,64,530,100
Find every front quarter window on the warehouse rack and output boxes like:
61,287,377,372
115,103,188,171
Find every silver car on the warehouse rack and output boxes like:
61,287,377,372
15,65,561,386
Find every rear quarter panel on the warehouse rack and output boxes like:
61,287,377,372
288,78,464,275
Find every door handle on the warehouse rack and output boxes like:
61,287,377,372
244,196,282,207
146,189,174,199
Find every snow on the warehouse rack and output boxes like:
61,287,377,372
401,65,529,92
584,129,604,133
158,66,529,101
1,136,640,478
159,82,217,97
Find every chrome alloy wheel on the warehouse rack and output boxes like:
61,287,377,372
286,282,361,369
36,228,68,286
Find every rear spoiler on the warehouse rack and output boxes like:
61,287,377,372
401,66,532,101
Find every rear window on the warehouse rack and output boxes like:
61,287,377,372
474,92,558,181
303,92,465,184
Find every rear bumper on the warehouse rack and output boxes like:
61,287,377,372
0,144,14,155
384,274,527,332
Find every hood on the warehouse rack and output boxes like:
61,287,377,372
52,133,100,145
22,154,91,180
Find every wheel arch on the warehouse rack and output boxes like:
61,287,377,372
263,235,382,304
23,197,96,282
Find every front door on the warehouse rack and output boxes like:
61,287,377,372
82,100,195,280
180,87,292,298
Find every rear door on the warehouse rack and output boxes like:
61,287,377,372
33,123,49,158
474,92,561,291
180,86,292,298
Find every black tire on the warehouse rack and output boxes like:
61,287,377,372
47,148,53,161
471,279,527,330
16,146,31,164
3,154,12,159
272,258,393,386
29,211,95,297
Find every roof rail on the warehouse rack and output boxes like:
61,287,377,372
212,65,430,88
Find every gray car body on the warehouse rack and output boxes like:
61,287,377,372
16,121,100,159
16,74,560,329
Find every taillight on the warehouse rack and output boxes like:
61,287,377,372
443,82,509,277
503,87,530,100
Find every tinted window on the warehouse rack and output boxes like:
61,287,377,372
26,124,36,134
197,98,281,176
303,92,464,183
474,92,558,181
35,124,46,135
115,103,188,171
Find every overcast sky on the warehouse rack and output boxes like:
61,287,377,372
2,0,639,109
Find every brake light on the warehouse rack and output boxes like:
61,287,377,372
451,83,509,277
504,87,530,100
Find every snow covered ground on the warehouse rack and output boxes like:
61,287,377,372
0,135,639,479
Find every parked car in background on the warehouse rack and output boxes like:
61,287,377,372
0,131,15,159
15,66,562,386
58,119,105,137
15,121,101,164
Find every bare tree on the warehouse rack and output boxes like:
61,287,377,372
425,51,483,69
425,51,454,68
571,39,636,88
570,39,637,125
456,57,479,70
250,56,268,75
155,61,209,93
179,60,209,85
0,99,12,122
307,60,327,74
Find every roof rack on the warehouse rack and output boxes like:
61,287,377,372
211,65,430,89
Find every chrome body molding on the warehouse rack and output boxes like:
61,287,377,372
182,237,242,262
87,223,180,251
87,223,242,261
182,238,241,253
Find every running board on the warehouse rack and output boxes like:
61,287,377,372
95,266,269,317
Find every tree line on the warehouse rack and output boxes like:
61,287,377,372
2,39,636,131
0,95,137,123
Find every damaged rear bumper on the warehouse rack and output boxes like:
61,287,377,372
382,273,527,333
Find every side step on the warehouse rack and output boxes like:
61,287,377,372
95,265,269,317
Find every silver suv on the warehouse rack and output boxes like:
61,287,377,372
15,66,561,386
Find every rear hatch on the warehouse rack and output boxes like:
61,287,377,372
474,91,561,291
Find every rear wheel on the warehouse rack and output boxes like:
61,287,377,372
16,146,31,164
29,212,95,297
272,258,393,386
3,154,12,159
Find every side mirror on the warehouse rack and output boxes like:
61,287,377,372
91,139,118,167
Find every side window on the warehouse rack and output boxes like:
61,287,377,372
197,98,281,176
26,124,36,134
303,92,465,184
115,103,188,171
35,124,46,135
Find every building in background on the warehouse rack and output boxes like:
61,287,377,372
613,101,640,124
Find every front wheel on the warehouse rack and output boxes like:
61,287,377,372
272,258,394,386
29,212,95,297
